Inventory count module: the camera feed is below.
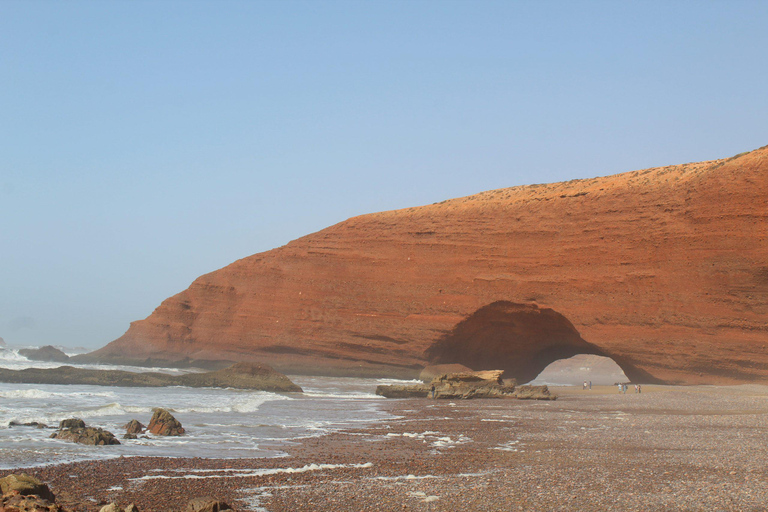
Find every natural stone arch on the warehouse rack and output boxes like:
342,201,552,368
425,301,658,384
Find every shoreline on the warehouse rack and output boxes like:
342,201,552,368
14,385,768,511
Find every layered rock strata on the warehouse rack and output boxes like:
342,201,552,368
90,146,768,384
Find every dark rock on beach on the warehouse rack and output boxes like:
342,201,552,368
376,370,556,400
0,362,302,392
185,497,232,512
51,418,120,446
148,409,184,436
0,473,56,502
18,345,70,363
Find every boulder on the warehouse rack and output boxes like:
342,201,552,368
148,409,184,436
18,345,70,363
51,420,120,446
59,418,85,430
123,419,145,434
0,473,56,502
185,497,232,512
376,370,556,400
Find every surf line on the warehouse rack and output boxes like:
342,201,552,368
131,462,374,481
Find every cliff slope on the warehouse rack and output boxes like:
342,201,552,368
92,146,768,384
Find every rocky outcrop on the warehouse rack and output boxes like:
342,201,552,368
51,419,120,446
18,345,70,363
88,146,768,384
179,362,302,392
0,474,56,502
376,370,555,400
419,363,474,382
0,474,143,512
0,363,302,392
147,409,184,436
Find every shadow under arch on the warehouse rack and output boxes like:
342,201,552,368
424,300,662,384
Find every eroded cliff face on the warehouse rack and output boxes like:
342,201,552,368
92,146,768,384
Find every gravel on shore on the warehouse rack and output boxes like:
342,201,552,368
20,385,768,511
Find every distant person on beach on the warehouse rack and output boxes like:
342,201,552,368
583,381,587,390
431,384,436,399
638,384,642,393
618,383,622,393
589,381,592,390
634,384,638,393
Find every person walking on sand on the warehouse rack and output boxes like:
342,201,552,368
431,384,436,399
589,381,592,390
638,384,642,394
618,383,622,394
583,381,587,390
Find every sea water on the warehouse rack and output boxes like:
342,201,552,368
0,347,409,469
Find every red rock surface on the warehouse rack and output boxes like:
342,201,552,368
92,146,768,384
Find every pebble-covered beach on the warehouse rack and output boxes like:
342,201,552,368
22,385,768,511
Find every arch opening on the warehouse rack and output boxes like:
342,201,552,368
528,354,628,386
425,300,656,384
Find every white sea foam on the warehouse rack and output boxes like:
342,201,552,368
386,431,470,449
494,440,521,452
374,474,437,481
132,462,374,481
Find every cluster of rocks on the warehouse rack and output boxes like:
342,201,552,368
48,408,185,446
376,369,556,400
124,408,185,439
0,472,232,512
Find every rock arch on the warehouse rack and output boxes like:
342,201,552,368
425,301,658,384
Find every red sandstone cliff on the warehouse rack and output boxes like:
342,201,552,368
91,146,768,384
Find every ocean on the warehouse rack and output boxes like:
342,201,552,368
0,347,411,469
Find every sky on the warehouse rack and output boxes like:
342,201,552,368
1,1,766,349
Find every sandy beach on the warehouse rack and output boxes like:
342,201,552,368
19,385,768,511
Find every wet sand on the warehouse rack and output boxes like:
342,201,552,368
22,385,768,511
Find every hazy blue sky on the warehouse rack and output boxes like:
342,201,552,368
1,1,766,349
